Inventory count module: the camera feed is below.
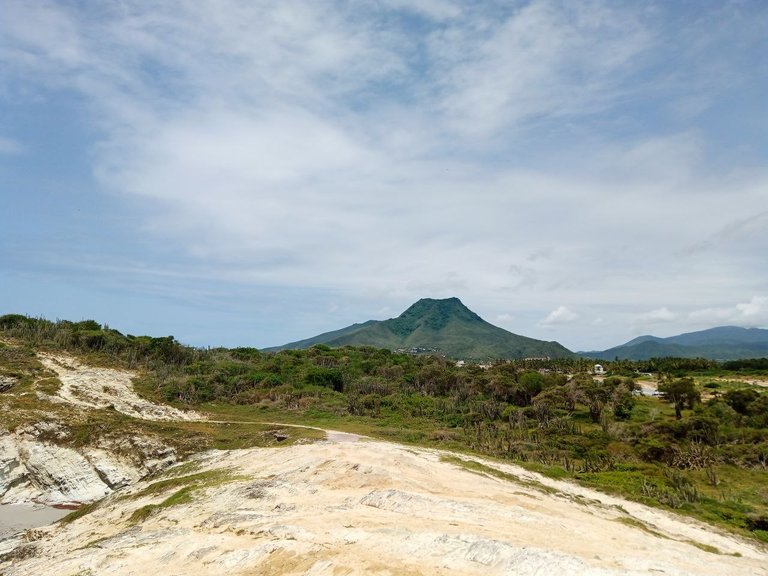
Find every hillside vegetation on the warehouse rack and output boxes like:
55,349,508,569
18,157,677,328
1,314,768,545
267,297,574,360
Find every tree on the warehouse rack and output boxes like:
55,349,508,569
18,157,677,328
658,377,700,420
518,371,546,406
607,377,637,421
573,375,612,423
723,388,759,415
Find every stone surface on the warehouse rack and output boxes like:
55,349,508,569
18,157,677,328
2,440,767,576
0,376,17,393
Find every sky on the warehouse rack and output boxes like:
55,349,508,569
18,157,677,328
1,0,767,352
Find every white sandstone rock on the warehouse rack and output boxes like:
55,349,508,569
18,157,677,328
17,440,110,505
0,436,27,499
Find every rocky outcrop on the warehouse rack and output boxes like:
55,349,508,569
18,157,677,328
0,376,17,393
1,353,193,506
36,353,203,422
15,441,110,504
3,440,767,576
0,437,26,498
0,425,176,506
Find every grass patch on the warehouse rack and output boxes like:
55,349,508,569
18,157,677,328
156,460,202,478
128,486,196,523
614,516,668,539
35,377,62,395
126,468,243,500
686,540,722,554
440,455,561,496
616,516,724,554
59,501,102,525
135,418,325,456
126,467,247,523
514,460,572,480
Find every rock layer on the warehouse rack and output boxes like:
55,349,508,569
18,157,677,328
2,439,766,576
1,353,191,506
0,426,176,505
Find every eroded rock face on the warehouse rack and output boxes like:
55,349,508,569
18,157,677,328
0,436,26,498
0,429,176,505
1,352,193,506
17,441,110,504
82,448,140,491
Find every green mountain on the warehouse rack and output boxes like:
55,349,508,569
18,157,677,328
266,297,574,360
582,326,768,361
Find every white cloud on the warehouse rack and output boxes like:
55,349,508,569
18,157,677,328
385,0,462,21
626,307,680,337
689,297,768,328
684,211,768,256
539,306,578,327
0,0,86,69
376,306,391,317
432,1,653,137
634,307,678,324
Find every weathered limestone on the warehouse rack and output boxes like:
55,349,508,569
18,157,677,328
0,431,177,506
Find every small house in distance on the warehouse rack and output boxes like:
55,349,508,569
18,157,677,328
593,364,605,375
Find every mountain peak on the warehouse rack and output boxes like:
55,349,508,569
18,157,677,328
406,296,465,309
392,297,481,334
267,297,574,359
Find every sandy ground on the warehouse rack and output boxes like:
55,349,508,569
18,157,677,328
636,379,659,396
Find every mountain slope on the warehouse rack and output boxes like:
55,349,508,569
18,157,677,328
583,326,768,360
265,320,379,350
267,297,574,360
665,326,768,346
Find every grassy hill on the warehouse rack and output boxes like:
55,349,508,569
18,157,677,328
267,297,574,360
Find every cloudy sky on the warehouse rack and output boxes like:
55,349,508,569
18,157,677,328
1,0,766,351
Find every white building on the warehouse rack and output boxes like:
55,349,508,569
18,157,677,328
594,364,605,375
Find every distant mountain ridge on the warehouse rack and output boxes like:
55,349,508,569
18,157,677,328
582,326,768,361
266,297,574,360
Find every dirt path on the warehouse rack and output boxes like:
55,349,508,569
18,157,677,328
635,378,660,396
711,376,768,388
